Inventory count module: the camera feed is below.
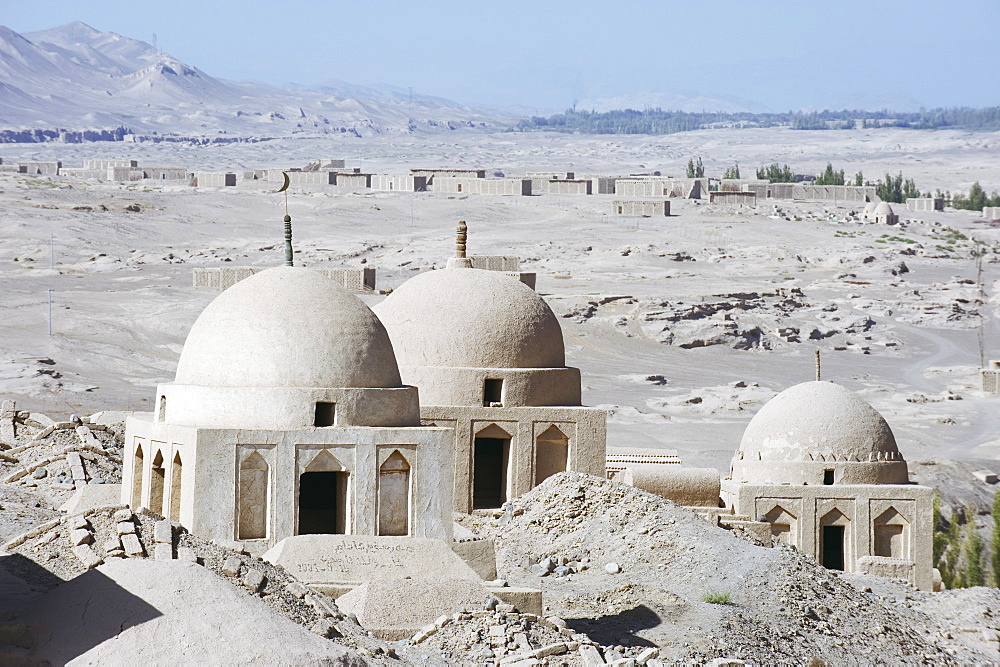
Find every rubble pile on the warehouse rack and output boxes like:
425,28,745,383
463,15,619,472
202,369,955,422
408,607,660,666
463,472,1000,664
3,506,395,660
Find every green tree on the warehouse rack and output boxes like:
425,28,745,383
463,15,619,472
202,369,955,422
964,502,985,587
723,163,740,179
686,157,704,178
814,162,845,186
855,171,864,187
756,163,795,183
992,490,1000,586
875,172,918,204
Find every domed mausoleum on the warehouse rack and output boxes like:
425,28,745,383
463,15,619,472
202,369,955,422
123,266,454,552
721,381,934,590
375,223,606,512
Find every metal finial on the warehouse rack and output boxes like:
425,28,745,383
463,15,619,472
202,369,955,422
283,214,293,267
455,220,467,258
277,172,293,267
815,350,821,382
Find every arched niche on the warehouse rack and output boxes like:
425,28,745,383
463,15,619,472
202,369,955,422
535,425,569,486
150,451,165,516
874,507,909,559
239,451,269,540
131,444,144,508
764,504,798,547
169,452,183,522
378,450,411,536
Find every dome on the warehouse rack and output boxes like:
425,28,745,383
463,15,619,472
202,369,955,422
874,202,894,216
862,202,877,217
731,381,908,485
375,268,565,369
175,266,402,389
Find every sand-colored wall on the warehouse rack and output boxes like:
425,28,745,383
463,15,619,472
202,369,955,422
123,415,454,554
721,479,933,590
421,404,606,513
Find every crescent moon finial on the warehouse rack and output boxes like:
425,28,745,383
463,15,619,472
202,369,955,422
277,171,290,193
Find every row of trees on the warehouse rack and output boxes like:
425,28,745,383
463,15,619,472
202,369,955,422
875,172,920,203
933,490,1000,589
951,182,1000,211
514,106,1000,136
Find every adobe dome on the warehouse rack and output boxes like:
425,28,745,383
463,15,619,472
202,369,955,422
730,381,909,485
374,268,566,369
175,266,402,389
862,201,877,218
874,202,894,216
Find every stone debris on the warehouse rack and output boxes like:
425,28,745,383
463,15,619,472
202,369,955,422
221,555,243,578
154,543,173,560
121,532,144,557
152,520,172,544
69,528,91,546
242,567,266,593
71,544,103,570
116,521,136,535
409,607,642,665
457,472,1000,665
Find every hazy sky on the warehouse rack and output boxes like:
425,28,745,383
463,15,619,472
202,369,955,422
4,0,999,112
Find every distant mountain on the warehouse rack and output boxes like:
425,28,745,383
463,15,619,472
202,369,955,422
0,22,508,141
575,91,771,114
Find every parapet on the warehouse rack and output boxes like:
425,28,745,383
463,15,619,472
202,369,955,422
193,266,376,293
605,447,681,478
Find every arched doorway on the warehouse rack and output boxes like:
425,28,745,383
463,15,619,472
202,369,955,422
473,424,511,509
820,509,851,571
298,450,349,535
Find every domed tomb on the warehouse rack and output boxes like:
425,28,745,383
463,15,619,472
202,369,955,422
730,381,908,485
161,266,418,429
371,222,606,512
375,264,580,407
376,268,565,370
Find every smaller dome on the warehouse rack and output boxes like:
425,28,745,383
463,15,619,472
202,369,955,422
874,202,894,216
375,268,566,369
862,202,877,216
731,381,908,485
175,266,402,389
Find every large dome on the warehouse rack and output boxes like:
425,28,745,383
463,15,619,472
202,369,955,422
731,381,908,485
375,268,566,369
175,266,402,389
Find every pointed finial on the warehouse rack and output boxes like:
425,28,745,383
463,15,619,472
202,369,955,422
815,349,821,382
278,172,294,266
446,220,473,269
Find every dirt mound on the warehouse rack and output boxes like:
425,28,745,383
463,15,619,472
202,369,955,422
460,472,1000,664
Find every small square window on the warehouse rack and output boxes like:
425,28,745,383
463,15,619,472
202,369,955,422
483,379,503,407
315,402,336,427
823,469,835,486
